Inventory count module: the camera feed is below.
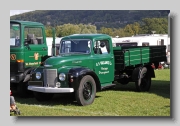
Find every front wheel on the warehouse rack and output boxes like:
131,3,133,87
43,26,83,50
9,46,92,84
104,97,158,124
34,92,54,102
135,67,151,92
75,75,96,106
17,81,33,98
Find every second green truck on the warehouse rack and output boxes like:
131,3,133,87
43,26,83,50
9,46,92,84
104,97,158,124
27,34,167,106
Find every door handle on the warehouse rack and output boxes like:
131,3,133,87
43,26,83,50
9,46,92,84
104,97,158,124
42,47,47,50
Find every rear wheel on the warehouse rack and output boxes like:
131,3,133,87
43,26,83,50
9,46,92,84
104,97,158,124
34,92,54,102
135,67,151,92
75,75,96,106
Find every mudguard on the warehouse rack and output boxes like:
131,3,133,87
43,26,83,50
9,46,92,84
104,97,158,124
132,65,155,81
68,67,100,91
23,67,35,82
132,67,142,81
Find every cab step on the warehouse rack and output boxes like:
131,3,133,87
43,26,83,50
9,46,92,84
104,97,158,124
101,84,116,90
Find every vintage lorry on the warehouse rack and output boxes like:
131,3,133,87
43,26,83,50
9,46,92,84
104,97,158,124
10,20,58,97
27,34,167,106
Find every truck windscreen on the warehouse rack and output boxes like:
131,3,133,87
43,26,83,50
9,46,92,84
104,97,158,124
60,40,91,54
10,23,21,47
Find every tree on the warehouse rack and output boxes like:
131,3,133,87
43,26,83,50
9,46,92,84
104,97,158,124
131,22,141,35
56,24,81,37
113,28,126,37
122,22,141,36
123,24,134,36
55,24,97,37
78,24,97,34
98,27,113,36
140,18,168,34
45,26,53,37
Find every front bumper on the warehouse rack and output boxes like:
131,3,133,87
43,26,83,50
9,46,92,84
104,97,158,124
28,86,74,93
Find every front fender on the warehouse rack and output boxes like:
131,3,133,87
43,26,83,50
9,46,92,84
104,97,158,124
68,67,100,91
23,67,36,82
26,66,44,82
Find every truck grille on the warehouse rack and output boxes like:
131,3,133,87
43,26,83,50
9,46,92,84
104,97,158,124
43,69,57,87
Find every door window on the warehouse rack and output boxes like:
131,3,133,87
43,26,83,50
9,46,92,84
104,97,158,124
24,27,44,45
94,40,110,54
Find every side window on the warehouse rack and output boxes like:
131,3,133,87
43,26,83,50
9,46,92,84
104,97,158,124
94,40,110,54
10,23,21,47
56,44,60,55
60,41,71,53
24,27,44,45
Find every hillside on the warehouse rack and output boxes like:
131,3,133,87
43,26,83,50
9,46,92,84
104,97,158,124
10,10,170,29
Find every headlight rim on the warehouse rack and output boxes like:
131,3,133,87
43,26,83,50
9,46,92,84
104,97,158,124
35,72,41,80
59,73,66,81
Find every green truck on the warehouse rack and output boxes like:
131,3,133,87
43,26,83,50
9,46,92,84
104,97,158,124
27,33,167,106
10,20,57,97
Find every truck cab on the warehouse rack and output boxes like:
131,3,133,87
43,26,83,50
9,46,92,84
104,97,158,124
10,20,49,97
28,34,115,104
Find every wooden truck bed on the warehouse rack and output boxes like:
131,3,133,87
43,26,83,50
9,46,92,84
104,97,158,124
113,46,167,70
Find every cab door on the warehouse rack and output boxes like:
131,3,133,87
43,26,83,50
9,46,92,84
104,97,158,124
23,26,48,67
93,39,114,84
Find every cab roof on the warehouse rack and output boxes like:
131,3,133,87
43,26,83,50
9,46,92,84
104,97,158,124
62,34,111,40
10,20,44,26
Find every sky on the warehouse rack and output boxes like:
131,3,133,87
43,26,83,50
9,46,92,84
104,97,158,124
10,10,34,16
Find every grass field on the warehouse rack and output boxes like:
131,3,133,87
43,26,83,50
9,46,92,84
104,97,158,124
11,69,170,116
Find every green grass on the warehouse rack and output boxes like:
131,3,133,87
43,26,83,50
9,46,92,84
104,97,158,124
11,69,170,116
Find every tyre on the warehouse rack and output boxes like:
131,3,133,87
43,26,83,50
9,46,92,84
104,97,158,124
17,81,32,98
34,92,54,102
75,75,96,106
135,67,151,92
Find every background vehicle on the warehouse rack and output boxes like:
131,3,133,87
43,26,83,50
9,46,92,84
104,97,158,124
10,20,58,97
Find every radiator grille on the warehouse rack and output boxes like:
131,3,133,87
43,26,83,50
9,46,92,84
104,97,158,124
43,69,57,87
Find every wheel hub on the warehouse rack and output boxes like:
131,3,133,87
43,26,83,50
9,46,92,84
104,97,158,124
83,82,92,100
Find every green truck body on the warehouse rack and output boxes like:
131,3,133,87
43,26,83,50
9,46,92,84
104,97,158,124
10,20,56,97
27,34,167,106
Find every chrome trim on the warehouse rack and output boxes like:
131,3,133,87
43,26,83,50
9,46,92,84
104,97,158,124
43,69,57,87
44,65,53,67
28,86,74,93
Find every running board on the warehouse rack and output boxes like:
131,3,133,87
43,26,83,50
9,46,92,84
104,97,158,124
101,84,116,90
